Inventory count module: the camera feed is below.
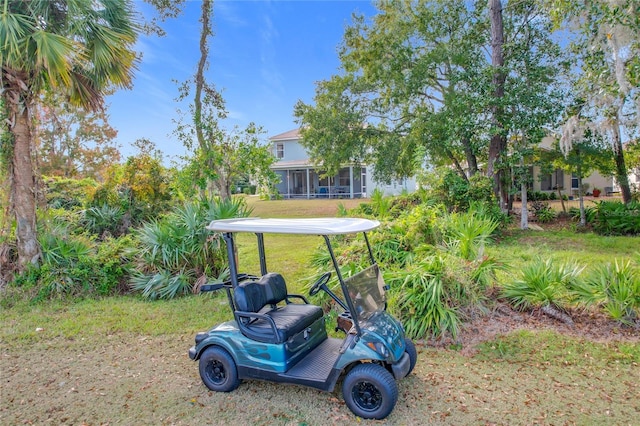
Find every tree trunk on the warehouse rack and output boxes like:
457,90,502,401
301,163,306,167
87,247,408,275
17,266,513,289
462,136,478,176
520,180,528,230
519,158,528,230
577,163,586,227
487,0,507,212
194,0,212,150
11,105,41,269
611,114,632,204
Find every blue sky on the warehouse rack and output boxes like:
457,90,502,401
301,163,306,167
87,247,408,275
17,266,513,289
106,0,377,162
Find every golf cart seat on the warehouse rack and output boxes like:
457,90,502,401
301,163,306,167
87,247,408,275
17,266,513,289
234,273,324,344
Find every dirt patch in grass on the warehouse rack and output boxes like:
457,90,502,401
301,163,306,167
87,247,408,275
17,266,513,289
2,305,639,425
443,303,640,356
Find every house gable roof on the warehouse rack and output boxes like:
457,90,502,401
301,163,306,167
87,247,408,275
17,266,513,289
269,128,301,141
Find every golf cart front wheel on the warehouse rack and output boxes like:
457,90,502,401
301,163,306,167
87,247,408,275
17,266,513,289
342,363,398,420
199,346,240,392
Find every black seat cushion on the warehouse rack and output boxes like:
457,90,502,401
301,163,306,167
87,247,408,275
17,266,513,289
234,273,287,312
240,304,324,343
233,273,324,343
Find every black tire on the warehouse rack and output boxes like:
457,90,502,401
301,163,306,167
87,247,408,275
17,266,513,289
198,346,240,392
342,363,398,420
404,337,418,376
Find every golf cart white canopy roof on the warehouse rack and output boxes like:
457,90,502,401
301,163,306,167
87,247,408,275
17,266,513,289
206,217,380,235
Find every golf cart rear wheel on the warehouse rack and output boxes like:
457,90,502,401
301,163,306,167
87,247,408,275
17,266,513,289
199,346,240,392
342,363,398,420
404,338,418,376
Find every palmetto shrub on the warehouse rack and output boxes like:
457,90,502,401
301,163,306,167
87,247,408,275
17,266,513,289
592,201,640,235
131,196,251,299
82,204,125,238
568,259,640,324
502,258,583,325
388,256,460,339
309,203,503,339
14,223,134,299
433,206,500,261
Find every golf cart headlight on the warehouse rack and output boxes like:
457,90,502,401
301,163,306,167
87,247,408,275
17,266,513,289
366,341,389,357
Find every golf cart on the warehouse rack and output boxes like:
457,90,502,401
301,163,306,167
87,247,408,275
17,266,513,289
188,217,417,420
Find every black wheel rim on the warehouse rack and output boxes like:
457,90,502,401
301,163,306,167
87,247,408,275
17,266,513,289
352,380,382,412
206,360,227,385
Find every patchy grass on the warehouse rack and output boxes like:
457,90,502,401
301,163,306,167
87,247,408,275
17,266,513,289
2,198,639,424
489,227,638,266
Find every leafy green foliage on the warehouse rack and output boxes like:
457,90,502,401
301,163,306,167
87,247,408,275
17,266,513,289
13,226,134,299
531,201,557,223
388,256,461,339
569,206,596,223
433,207,500,261
591,201,640,235
90,140,176,227
82,204,125,238
311,199,503,339
429,169,498,214
569,259,640,324
370,188,392,219
502,258,583,310
43,176,97,210
131,196,251,299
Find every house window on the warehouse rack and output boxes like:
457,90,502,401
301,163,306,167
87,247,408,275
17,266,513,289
571,173,579,190
339,169,350,186
540,173,552,191
275,143,284,159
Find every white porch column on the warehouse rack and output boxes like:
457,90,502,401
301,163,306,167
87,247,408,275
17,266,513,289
287,170,290,198
306,168,311,199
349,166,354,199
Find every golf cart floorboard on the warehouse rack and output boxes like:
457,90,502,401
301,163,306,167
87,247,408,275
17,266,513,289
285,338,343,381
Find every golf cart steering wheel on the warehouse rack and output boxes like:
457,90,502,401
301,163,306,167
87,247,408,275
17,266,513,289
309,272,332,296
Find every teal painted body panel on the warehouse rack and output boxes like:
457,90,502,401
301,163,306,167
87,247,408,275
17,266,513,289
335,310,406,370
361,311,406,361
193,318,327,373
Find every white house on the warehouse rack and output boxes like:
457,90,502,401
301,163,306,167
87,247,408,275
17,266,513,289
269,129,417,199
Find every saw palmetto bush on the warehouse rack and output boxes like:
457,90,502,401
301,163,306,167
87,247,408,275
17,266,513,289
131,196,251,299
591,201,640,236
13,221,134,299
387,255,461,339
433,204,500,261
307,204,503,339
568,259,640,325
82,204,125,239
502,258,583,325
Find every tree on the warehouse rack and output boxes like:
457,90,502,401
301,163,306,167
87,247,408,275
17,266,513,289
501,0,568,225
487,0,508,210
295,0,565,213
175,0,276,199
547,0,640,204
1,0,138,270
295,1,490,184
36,93,120,181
